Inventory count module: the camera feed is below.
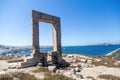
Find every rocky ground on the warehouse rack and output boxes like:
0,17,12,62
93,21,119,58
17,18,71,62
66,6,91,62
0,54,120,80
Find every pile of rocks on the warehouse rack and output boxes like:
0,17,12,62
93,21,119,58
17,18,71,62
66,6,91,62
55,66,83,80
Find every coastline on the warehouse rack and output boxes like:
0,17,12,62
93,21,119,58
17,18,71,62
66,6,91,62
106,48,120,56
1,45,120,57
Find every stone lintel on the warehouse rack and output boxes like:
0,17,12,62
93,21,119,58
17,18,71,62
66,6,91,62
32,10,60,23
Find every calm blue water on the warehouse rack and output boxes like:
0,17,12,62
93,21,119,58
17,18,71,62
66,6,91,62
62,45,120,56
15,45,120,56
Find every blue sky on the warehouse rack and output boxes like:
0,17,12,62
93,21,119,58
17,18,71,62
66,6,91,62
0,0,120,46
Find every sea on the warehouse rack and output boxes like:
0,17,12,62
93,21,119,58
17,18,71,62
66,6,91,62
15,45,120,57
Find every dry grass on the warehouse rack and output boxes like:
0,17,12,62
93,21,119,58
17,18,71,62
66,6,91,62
92,56,120,68
44,74,75,80
12,72,38,80
0,73,72,80
0,74,13,80
98,74,120,80
86,76,95,80
93,56,102,59
69,66,76,69
32,67,52,77
0,57,14,60
32,67,50,73
75,59,80,63
0,72,39,80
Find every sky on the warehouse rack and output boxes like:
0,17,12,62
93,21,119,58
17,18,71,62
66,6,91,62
0,0,120,46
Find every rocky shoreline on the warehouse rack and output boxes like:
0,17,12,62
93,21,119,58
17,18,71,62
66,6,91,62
106,48,120,56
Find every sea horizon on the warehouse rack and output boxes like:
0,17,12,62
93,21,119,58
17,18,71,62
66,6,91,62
1,44,120,57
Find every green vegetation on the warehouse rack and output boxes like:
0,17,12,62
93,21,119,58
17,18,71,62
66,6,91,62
0,74,13,80
44,74,75,80
98,74,120,80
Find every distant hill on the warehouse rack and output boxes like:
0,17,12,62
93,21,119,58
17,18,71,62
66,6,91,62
87,43,120,46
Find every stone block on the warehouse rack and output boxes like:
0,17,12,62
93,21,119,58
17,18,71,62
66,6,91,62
37,63,43,66
76,73,83,79
87,59,93,64
48,66,57,72
20,61,38,68
8,63,21,69
80,58,87,63
74,68,81,72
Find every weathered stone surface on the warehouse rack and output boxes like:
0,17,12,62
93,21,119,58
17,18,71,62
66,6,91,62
77,64,82,68
80,58,87,63
48,66,57,72
55,70,60,74
47,51,59,64
8,63,21,69
74,68,81,72
32,10,62,57
13,78,19,80
67,54,73,58
114,62,119,65
0,71,5,74
87,59,93,64
54,70,64,75
63,71,73,77
76,72,83,79
37,63,43,66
